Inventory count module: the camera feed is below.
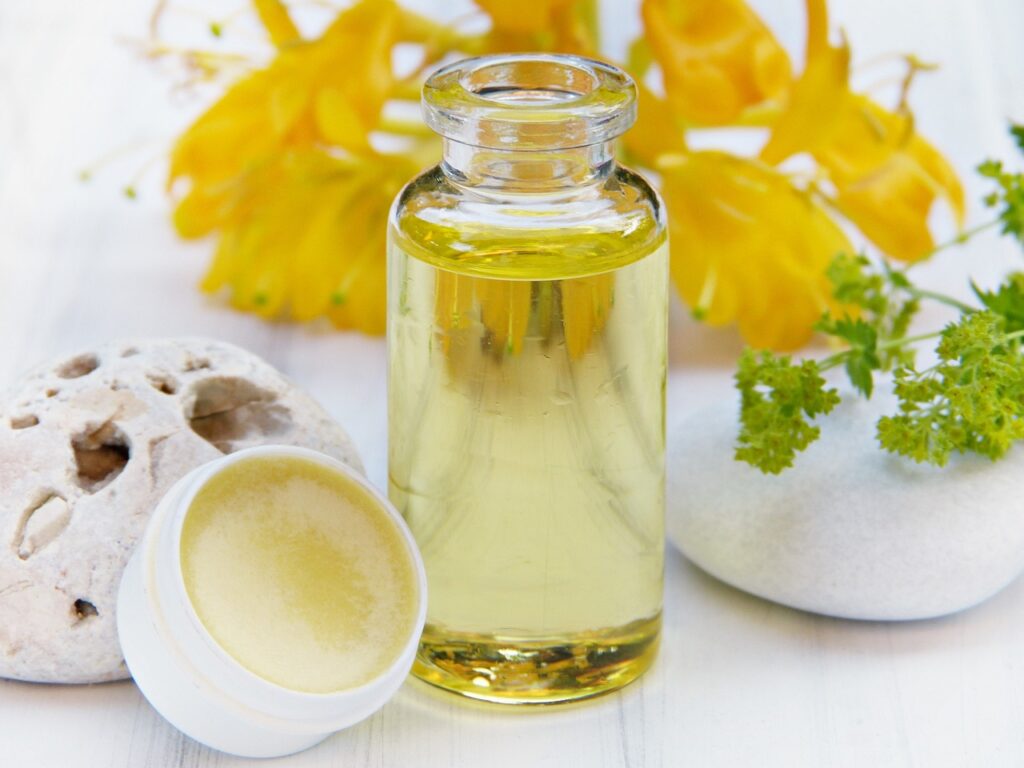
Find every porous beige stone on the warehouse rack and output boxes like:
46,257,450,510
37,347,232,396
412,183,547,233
0,338,363,683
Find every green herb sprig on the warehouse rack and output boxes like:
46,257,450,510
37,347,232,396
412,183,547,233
736,124,1024,474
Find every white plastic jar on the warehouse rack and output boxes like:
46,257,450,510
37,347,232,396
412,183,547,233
117,445,427,758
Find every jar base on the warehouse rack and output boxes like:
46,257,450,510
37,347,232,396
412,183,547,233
411,614,660,704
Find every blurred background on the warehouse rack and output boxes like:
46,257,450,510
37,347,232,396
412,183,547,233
1,0,1022,486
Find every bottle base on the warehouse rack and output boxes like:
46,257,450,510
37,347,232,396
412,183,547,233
411,614,661,704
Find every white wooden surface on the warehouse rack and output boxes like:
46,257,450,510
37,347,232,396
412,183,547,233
2,0,1024,765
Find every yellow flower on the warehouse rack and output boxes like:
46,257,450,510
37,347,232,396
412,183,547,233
166,0,441,332
474,0,573,35
757,0,848,165
622,82,688,168
760,0,964,261
169,0,401,192
661,151,852,350
640,0,791,126
473,0,599,55
188,149,416,335
157,0,964,348
821,97,965,260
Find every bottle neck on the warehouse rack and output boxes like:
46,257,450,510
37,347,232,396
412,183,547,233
440,139,614,193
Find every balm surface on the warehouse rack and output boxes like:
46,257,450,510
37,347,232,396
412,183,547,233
180,456,417,693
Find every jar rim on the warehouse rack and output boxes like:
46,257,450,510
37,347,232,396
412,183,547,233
116,445,428,757
422,54,637,151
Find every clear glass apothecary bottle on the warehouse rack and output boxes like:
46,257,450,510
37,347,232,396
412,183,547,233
387,54,667,704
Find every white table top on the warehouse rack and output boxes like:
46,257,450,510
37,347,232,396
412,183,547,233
2,0,1024,765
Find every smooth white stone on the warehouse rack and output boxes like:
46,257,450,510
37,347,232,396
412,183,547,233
667,390,1024,620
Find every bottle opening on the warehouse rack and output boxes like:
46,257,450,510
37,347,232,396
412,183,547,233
464,58,598,105
423,54,636,151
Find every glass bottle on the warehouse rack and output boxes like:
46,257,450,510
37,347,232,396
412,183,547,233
387,54,667,704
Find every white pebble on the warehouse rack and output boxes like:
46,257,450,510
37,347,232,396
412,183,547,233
667,390,1024,620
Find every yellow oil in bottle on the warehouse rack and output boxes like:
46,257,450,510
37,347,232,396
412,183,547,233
388,223,667,703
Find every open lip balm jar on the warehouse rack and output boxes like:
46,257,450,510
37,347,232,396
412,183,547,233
117,446,427,758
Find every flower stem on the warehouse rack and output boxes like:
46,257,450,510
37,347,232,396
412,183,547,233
906,287,977,314
878,330,943,350
914,219,1000,261
817,329,943,373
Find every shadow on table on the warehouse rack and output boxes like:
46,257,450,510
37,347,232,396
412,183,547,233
666,545,1024,656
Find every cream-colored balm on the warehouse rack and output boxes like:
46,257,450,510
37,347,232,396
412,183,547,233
179,456,418,693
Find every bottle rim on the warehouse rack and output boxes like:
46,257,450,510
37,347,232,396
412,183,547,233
422,53,637,151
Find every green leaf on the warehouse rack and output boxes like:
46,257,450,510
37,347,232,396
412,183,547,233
845,353,878,398
825,253,886,314
978,128,1024,243
815,316,881,397
978,159,1002,178
821,253,921,370
734,350,840,474
883,260,912,289
889,298,920,345
972,274,1024,333
1012,124,1024,153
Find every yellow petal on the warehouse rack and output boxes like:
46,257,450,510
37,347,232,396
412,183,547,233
813,97,907,183
760,0,849,164
474,0,574,35
314,88,371,154
818,98,965,260
169,0,399,191
751,35,791,99
622,82,687,167
832,139,965,261
193,149,410,333
172,182,231,238
327,232,390,335
289,172,366,320
252,0,301,47
910,130,966,226
200,228,244,296
758,0,963,261
169,70,290,188
326,180,396,335
641,0,792,126
661,151,852,350
269,79,310,136
316,0,398,129
321,158,408,334
475,0,598,54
